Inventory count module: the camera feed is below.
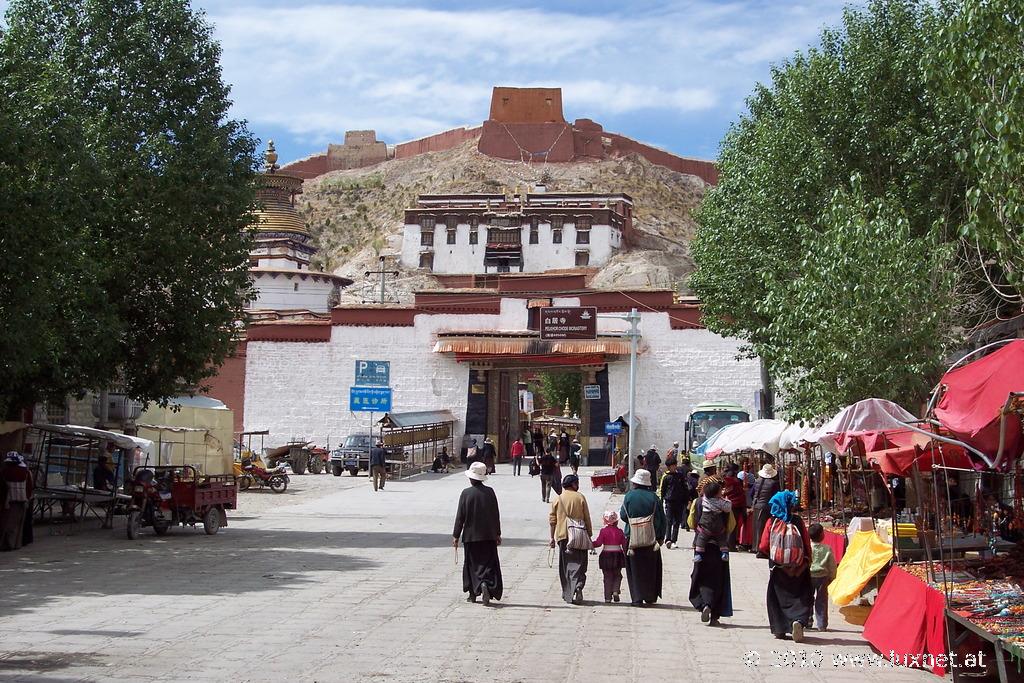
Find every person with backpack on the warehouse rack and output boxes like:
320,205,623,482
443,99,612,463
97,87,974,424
659,457,691,548
619,470,667,607
693,481,731,562
548,474,592,605
758,490,813,642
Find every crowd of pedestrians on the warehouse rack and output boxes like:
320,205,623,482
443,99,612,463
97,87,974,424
450,435,826,642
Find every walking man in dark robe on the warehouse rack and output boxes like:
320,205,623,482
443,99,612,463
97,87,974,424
452,461,503,605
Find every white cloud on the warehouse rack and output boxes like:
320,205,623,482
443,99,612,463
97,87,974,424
4,0,852,155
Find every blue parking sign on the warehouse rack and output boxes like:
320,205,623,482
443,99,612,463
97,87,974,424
355,360,390,387
350,386,392,413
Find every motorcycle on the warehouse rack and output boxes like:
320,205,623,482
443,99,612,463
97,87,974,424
237,460,289,493
126,469,173,539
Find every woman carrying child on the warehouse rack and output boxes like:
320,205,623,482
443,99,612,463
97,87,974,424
688,479,736,626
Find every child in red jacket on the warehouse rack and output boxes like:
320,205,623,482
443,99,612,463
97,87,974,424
592,510,627,603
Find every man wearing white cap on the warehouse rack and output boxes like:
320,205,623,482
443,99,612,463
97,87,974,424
453,462,503,605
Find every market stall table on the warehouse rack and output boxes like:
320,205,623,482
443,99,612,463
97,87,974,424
946,609,1016,683
862,565,948,676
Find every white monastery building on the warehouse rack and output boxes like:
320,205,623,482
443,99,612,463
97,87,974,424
400,191,631,274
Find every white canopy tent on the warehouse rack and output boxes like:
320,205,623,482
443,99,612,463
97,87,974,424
705,419,791,458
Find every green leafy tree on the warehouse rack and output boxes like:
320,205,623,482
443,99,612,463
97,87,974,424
929,0,1024,300
690,0,1021,420
537,372,582,417
763,181,956,418
0,0,257,416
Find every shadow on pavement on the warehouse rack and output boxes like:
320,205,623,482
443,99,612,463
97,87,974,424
0,526,539,617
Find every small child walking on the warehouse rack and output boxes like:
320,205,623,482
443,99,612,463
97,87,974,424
808,523,838,631
694,481,732,562
592,510,627,603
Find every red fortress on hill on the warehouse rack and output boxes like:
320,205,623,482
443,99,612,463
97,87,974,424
282,86,718,185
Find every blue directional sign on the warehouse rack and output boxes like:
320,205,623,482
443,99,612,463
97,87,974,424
355,360,390,387
349,386,392,413
605,422,623,436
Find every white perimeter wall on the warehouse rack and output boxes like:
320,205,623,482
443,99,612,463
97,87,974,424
243,298,762,452
243,299,528,448
606,312,761,454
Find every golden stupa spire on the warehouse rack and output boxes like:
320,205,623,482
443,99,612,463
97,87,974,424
264,140,279,173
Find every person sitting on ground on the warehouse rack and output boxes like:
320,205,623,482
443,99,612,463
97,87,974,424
92,454,117,491
591,510,627,603
440,446,451,473
808,523,837,631
694,481,732,562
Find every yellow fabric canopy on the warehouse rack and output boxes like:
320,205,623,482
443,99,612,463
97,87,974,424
828,530,893,606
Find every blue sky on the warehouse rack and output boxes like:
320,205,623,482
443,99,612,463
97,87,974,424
3,0,859,164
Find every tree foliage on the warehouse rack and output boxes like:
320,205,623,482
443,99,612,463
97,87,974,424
690,0,1023,420
929,0,1024,298
0,0,258,416
536,372,582,417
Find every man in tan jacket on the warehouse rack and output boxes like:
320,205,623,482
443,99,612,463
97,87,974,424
549,474,593,605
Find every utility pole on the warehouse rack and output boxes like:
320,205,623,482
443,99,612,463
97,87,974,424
363,255,399,304
626,308,640,482
598,308,642,482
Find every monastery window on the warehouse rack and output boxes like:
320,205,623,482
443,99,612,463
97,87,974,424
447,228,457,245
470,216,480,229
469,229,479,245
419,252,434,269
445,215,458,230
575,250,590,267
577,215,593,230
421,216,436,229
552,228,562,244
576,229,590,245
551,216,564,229
529,226,539,244
421,230,434,246
530,216,539,230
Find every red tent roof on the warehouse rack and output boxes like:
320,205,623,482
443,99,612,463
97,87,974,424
934,340,1024,465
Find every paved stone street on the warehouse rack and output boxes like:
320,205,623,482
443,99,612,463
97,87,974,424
0,468,929,683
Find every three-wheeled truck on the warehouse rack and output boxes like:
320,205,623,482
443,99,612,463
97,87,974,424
126,465,236,539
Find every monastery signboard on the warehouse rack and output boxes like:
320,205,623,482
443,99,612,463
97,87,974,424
540,306,597,340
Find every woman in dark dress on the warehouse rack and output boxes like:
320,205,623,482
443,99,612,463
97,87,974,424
751,463,780,558
760,490,813,641
619,470,666,606
688,483,736,625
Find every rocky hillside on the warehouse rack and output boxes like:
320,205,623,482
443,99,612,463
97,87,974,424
295,140,709,301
